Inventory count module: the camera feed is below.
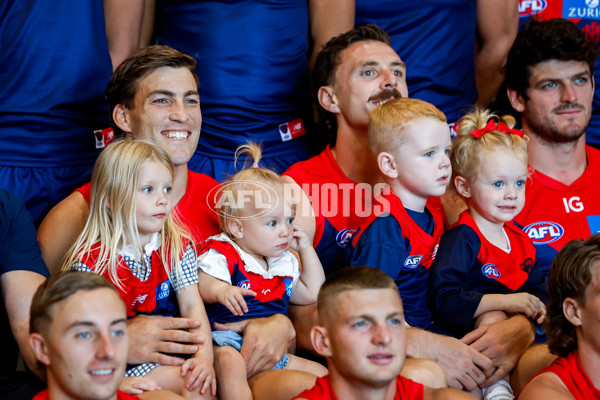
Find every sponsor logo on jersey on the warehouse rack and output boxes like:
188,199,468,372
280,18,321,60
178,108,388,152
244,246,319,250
519,0,547,17
336,228,357,248
404,255,423,269
284,277,294,298
156,281,170,301
565,0,600,19
580,20,600,43
525,221,564,244
237,280,251,290
132,294,148,307
482,264,501,279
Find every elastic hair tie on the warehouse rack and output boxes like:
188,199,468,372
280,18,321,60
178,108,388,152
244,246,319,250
252,163,259,169
470,119,524,139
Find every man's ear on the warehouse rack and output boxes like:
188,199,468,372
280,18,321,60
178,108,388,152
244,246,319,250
563,297,583,327
507,87,526,113
310,325,333,358
318,86,340,114
454,176,471,199
113,104,132,133
228,219,244,240
377,152,398,179
29,333,50,366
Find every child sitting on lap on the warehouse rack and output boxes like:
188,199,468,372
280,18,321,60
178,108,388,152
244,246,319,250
197,142,328,400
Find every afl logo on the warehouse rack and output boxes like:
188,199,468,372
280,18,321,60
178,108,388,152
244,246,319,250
404,255,423,269
518,0,547,17
336,228,357,248
237,280,251,290
525,221,564,244
482,264,501,279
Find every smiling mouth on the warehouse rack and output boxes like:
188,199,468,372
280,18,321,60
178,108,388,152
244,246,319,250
90,368,114,376
161,131,191,139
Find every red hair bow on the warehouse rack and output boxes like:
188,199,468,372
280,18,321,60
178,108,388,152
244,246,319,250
470,120,524,139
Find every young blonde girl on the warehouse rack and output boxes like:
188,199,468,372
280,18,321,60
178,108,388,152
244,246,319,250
428,109,548,400
197,142,327,400
63,140,215,399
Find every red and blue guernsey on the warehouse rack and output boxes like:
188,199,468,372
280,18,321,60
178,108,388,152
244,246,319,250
198,234,298,326
350,192,445,330
76,170,220,247
293,375,424,400
283,146,389,275
514,146,600,279
429,211,546,338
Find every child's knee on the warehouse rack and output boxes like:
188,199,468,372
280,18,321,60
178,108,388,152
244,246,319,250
401,358,447,389
214,345,244,370
285,354,328,377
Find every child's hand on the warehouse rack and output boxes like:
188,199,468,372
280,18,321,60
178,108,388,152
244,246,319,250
217,285,256,316
181,356,217,395
119,376,161,395
290,224,311,251
504,293,546,324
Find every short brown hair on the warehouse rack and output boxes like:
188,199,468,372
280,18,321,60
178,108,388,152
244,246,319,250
546,234,600,357
317,266,400,324
368,98,447,156
30,271,118,335
312,24,392,143
106,45,199,136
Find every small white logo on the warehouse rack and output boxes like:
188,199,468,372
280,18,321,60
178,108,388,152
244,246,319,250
586,0,599,8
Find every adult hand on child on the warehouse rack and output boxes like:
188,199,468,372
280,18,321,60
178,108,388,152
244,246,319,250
462,315,535,388
216,285,257,316
127,315,205,365
214,313,295,377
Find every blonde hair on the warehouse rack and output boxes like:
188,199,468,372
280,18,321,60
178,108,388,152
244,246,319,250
217,142,288,237
369,97,447,156
451,109,528,189
62,140,191,290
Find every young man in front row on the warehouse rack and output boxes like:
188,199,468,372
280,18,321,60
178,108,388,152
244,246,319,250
28,271,182,400
294,266,471,400
518,234,600,399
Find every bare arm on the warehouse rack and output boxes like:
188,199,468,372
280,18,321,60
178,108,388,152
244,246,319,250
197,270,256,316
474,0,518,107
2,271,46,379
518,372,573,400
424,386,478,400
103,0,155,70
475,293,546,323
37,191,89,274
308,0,354,69
406,327,493,391
176,284,216,395
289,226,325,305
461,314,535,387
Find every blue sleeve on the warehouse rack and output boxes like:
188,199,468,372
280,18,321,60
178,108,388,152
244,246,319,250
517,260,549,305
428,225,482,336
0,190,49,277
351,215,408,281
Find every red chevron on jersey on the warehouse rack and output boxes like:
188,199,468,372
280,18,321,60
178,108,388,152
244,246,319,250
206,240,291,303
352,191,445,270
457,211,536,290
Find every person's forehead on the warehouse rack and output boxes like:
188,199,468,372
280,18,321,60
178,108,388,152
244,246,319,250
50,289,126,332
136,66,198,95
528,59,591,82
339,40,405,73
334,288,403,318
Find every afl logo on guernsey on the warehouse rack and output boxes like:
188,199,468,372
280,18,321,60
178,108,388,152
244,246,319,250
482,264,501,279
237,280,251,290
525,221,564,244
404,255,423,269
336,228,357,248
518,0,547,17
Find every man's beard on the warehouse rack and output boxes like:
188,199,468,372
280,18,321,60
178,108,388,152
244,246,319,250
523,103,590,145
